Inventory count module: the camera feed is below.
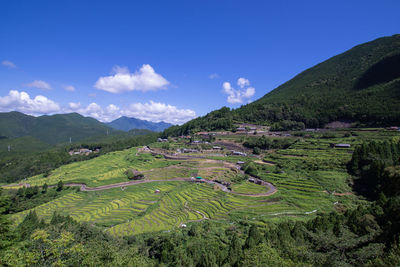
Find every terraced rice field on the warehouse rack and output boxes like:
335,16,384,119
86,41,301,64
9,132,374,236
232,181,270,194
12,180,291,236
23,148,181,187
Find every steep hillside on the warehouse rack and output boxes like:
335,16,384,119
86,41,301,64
0,111,36,137
0,112,119,145
107,116,172,132
163,34,400,136
236,34,400,127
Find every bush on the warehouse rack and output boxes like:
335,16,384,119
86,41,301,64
125,169,145,180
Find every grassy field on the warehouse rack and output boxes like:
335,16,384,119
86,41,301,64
6,129,398,236
23,148,181,187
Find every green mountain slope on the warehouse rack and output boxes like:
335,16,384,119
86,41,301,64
0,111,36,137
0,112,119,145
0,136,52,153
163,34,400,136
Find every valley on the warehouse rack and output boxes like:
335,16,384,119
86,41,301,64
4,127,397,238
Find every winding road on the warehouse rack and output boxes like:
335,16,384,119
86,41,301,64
2,148,277,197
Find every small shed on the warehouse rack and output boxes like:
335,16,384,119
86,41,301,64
334,144,351,148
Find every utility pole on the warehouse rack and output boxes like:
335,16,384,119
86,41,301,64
107,129,109,135
69,137,72,144
8,145,10,152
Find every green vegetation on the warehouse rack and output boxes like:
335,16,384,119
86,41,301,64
0,111,120,145
243,135,296,150
0,108,400,266
5,186,73,214
0,133,158,184
231,181,269,194
163,35,400,137
1,123,399,265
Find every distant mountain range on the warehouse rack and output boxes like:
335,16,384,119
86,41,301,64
0,111,118,145
106,116,172,132
163,34,400,136
0,111,167,150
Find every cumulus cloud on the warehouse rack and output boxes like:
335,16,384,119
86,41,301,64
121,101,196,125
67,100,196,124
222,78,255,104
63,85,75,92
67,102,119,122
237,77,250,88
2,60,17,69
94,64,169,93
68,102,81,110
25,80,52,90
0,90,60,115
0,90,195,124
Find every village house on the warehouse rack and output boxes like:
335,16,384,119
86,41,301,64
231,151,247,156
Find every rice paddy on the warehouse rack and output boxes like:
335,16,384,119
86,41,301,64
8,129,396,236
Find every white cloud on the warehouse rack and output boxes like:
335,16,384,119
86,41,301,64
68,102,81,110
67,100,196,124
2,60,17,69
122,101,196,125
67,102,118,122
222,77,255,104
0,90,60,115
63,85,75,92
237,77,250,88
209,73,219,79
25,80,52,90
94,64,169,93
0,90,195,124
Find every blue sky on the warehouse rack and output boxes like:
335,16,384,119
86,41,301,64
0,0,399,124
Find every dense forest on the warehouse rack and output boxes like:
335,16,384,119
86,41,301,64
162,35,400,137
1,140,399,266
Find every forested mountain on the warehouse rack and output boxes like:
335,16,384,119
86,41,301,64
163,34,400,136
0,112,119,145
107,116,172,132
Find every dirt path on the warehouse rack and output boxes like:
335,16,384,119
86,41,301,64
254,160,275,166
61,178,190,191
9,177,276,197
323,190,354,196
179,202,209,227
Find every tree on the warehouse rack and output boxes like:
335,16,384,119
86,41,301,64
56,180,64,191
241,243,295,267
227,233,242,266
253,147,261,155
42,183,48,193
245,225,262,249
0,188,13,250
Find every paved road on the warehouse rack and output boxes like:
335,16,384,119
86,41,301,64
3,148,278,197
